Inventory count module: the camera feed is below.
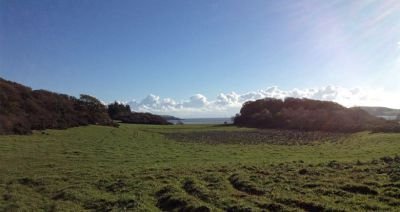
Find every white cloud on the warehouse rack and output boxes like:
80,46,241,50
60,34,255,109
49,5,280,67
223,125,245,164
114,86,400,118
216,92,241,107
183,94,209,108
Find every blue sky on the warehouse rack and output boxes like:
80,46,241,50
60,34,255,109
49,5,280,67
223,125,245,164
1,0,400,117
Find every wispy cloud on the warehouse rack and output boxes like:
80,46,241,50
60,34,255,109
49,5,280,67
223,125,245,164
114,86,399,118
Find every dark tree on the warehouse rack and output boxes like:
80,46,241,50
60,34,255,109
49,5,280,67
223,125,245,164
0,78,113,134
107,102,131,120
107,102,170,125
234,97,400,133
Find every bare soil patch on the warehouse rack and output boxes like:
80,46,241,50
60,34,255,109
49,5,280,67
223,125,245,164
164,129,348,145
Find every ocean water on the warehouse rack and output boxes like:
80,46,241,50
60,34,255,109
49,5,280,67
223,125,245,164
378,115,399,121
169,118,233,125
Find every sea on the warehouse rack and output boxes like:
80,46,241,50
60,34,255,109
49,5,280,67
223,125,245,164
168,118,233,125
378,115,399,121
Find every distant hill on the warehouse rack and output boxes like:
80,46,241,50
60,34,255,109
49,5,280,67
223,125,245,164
234,98,400,133
0,78,114,134
355,106,400,118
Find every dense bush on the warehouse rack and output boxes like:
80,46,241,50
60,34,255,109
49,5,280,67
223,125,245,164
107,102,170,125
0,78,114,134
117,112,171,125
107,101,132,119
234,97,400,133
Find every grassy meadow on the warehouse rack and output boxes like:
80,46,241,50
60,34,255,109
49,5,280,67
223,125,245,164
1,124,400,211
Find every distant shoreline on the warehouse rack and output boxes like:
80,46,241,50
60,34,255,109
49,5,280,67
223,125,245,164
168,117,232,125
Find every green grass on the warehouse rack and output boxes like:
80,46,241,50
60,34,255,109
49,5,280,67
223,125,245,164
0,124,400,211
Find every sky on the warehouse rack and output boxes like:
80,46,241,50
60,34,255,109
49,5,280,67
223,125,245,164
1,0,400,118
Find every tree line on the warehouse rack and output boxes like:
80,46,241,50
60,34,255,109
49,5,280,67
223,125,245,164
0,78,169,135
233,97,400,133
107,101,171,125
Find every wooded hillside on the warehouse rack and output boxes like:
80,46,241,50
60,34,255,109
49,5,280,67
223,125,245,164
0,78,113,134
234,98,400,132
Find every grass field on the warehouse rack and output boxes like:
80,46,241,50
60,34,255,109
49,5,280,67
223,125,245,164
1,124,400,211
